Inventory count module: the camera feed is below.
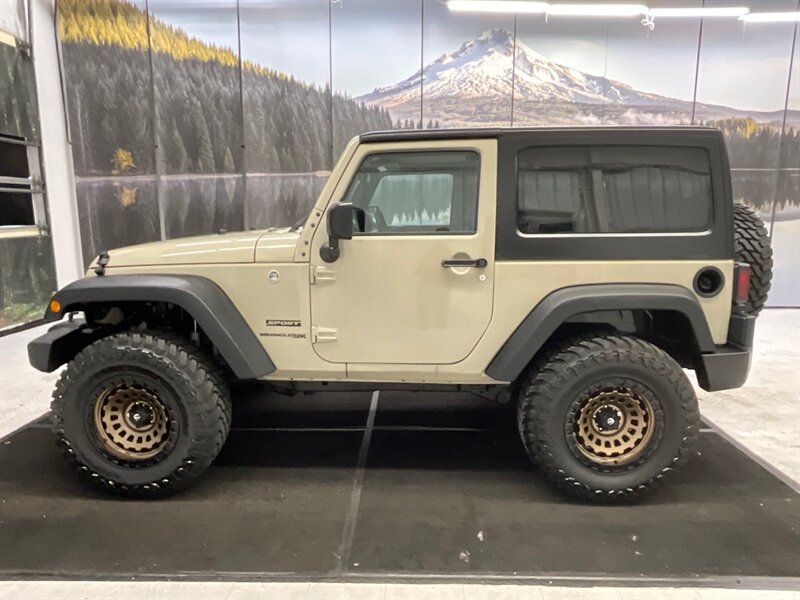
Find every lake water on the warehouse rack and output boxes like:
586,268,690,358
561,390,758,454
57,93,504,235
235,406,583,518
75,173,799,308
770,217,800,307
75,173,327,266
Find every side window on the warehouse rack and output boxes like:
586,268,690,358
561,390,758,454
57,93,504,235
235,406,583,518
343,151,479,234
517,146,713,234
0,137,43,231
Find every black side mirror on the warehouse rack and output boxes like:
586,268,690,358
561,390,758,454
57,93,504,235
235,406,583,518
320,202,354,263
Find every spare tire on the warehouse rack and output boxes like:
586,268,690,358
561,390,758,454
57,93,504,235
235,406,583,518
733,203,773,316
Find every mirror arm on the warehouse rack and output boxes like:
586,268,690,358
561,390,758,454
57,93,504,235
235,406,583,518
320,236,340,263
319,201,353,263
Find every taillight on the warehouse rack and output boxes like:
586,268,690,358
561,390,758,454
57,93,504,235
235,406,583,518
734,263,751,305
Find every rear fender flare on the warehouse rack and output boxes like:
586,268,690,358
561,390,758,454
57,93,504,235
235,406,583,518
485,284,714,382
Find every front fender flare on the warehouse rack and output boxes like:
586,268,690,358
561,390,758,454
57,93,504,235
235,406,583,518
43,274,275,379
485,283,715,382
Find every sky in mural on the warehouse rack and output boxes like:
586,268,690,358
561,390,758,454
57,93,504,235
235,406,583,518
147,0,798,112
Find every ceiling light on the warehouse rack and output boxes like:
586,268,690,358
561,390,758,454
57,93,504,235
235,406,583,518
648,7,750,18
547,3,648,17
740,11,800,22
447,0,548,13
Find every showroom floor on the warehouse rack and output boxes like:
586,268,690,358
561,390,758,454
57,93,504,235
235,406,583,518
1,310,798,599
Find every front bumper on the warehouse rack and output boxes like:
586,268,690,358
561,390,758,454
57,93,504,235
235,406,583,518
28,318,94,373
696,314,755,392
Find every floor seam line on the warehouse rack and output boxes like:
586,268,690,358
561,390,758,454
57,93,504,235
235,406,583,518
334,390,379,575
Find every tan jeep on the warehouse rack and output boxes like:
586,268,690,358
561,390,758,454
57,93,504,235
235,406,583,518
29,127,772,501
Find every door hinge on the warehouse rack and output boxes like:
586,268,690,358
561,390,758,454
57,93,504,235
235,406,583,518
312,326,338,343
310,266,336,285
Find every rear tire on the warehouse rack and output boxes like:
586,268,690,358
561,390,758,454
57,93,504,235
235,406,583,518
733,203,772,316
517,334,699,502
51,331,231,498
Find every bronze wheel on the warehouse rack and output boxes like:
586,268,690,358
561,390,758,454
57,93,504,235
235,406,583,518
517,334,699,502
53,332,231,498
92,384,170,461
572,388,654,465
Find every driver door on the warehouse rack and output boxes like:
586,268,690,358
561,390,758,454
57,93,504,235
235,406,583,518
309,139,496,365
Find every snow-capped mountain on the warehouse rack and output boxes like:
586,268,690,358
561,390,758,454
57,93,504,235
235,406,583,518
357,28,785,126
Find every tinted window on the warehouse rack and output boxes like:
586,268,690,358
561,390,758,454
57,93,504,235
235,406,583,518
517,146,713,234
0,192,35,226
0,139,36,227
343,151,479,234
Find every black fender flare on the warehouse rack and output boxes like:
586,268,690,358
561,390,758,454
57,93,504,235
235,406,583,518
42,274,275,379
485,283,715,382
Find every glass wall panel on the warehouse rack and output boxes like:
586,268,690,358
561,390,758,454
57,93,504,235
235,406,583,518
163,176,244,239
694,0,798,307
695,0,796,174
58,0,157,266
0,236,57,328
75,178,160,264
602,0,701,126
246,174,327,230
770,172,800,307
149,0,242,177
331,0,413,156
148,0,245,240
59,0,154,176
240,0,331,229
0,42,38,141
421,0,513,128
514,15,608,125
731,170,778,216
770,25,800,308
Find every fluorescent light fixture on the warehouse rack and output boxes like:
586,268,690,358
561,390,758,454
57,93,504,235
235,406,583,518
741,11,800,22
648,7,750,18
547,3,648,16
447,0,548,13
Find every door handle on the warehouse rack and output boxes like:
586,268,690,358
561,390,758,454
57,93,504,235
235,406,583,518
441,258,488,268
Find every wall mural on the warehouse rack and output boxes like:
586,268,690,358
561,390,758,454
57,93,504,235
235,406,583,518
57,0,799,306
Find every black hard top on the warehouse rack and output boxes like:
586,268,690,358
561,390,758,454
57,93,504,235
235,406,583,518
359,126,721,144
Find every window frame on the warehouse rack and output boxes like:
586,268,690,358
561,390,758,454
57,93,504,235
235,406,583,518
342,149,482,237
515,145,715,239
494,128,733,262
0,137,47,239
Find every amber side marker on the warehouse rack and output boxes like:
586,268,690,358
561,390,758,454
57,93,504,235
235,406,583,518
49,299,61,313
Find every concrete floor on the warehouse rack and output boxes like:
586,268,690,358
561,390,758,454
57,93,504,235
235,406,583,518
2,581,800,599
1,309,799,599
692,309,800,485
0,322,60,437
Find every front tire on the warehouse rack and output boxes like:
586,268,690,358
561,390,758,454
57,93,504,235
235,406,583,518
51,332,231,498
517,334,699,502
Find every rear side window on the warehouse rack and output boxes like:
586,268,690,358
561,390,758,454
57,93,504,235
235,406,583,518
343,151,479,235
517,146,713,235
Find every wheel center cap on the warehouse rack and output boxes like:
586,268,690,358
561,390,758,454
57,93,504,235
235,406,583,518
126,401,155,430
593,405,623,433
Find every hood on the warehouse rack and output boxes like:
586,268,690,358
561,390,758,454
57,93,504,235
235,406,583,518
99,228,298,269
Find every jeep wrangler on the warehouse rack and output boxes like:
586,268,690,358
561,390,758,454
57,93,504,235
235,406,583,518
29,127,772,502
